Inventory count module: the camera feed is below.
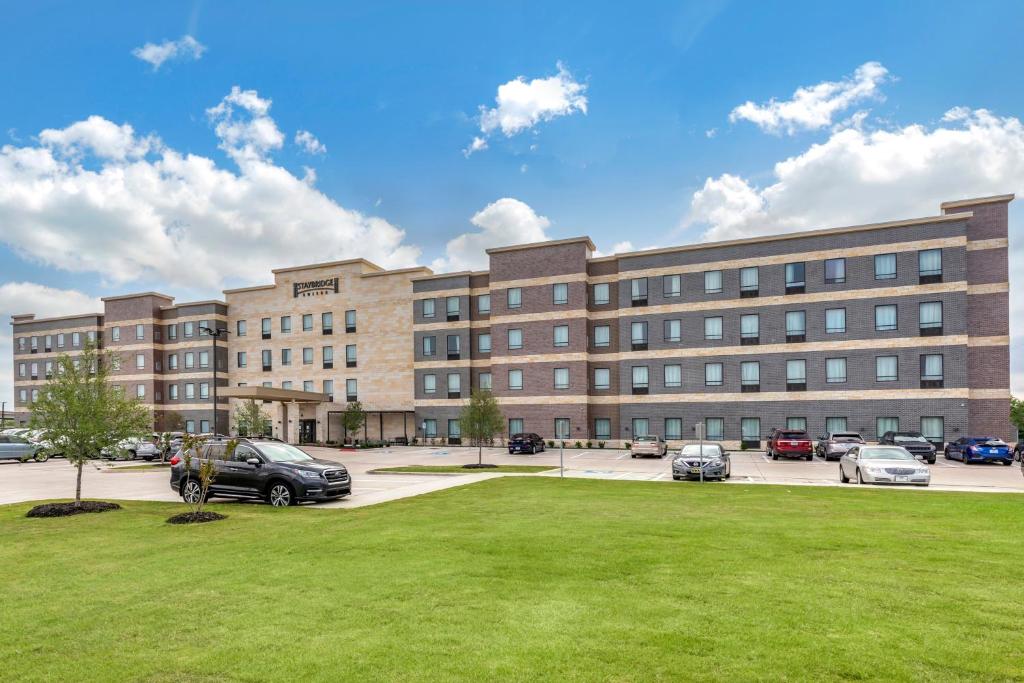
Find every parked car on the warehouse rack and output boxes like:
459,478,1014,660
816,432,865,461
631,435,668,458
1012,441,1023,462
944,437,1013,465
766,428,813,460
878,431,937,464
839,445,930,486
101,436,162,461
508,433,545,454
170,438,351,506
0,434,47,462
672,443,731,481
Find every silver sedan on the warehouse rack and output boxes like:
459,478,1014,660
672,443,731,481
839,445,930,486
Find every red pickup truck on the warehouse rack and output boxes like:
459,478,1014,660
766,428,813,461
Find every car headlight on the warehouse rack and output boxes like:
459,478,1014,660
866,466,886,474
298,470,322,479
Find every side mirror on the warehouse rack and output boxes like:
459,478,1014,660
246,457,261,466
819,435,826,440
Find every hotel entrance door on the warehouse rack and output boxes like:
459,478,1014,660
299,419,316,444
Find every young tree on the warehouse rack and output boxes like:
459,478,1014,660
341,401,366,444
178,434,235,517
1011,396,1024,439
458,389,505,466
30,343,152,506
233,399,269,437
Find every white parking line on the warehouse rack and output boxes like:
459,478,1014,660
615,452,631,460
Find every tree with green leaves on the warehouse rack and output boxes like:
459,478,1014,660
177,434,235,518
341,401,366,444
458,389,505,466
233,399,269,437
29,342,153,506
1011,396,1024,439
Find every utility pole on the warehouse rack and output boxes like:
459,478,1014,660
696,422,705,484
1,401,5,429
200,326,228,435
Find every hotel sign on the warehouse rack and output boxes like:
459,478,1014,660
293,277,339,298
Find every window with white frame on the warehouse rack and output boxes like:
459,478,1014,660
704,316,723,340
508,369,523,390
553,283,568,305
704,270,723,294
424,374,436,394
593,325,610,347
705,362,723,386
875,304,897,331
553,325,569,347
664,364,682,388
594,368,610,390
825,308,846,334
478,333,491,353
507,287,522,309
508,328,523,350
665,418,682,440
876,356,898,382
553,367,569,389
874,253,897,280
592,283,610,305
826,357,847,383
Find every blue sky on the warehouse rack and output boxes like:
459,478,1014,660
1,0,1022,403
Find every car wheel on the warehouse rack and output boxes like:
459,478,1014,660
839,466,849,483
928,457,936,465
1003,460,1013,466
268,482,295,507
725,466,731,480
181,479,204,504
127,450,137,461
772,451,779,461
530,445,536,455
856,469,865,485
805,453,813,461
508,449,514,455
672,475,681,481
34,451,49,463
631,453,636,459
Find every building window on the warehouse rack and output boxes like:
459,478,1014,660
446,296,460,321
448,419,461,441
826,357,847,383
422,299,435,318
593,325,610,348
423,419,437,438
323,380,334,401
875,304,897,331
824,258,846,284
919,302,943,335
185,384,195,400
345,310,356,333
553,367,569,389
237,351,246,368
632,418,649,438
594,418,611,440
663,319,681,343
478,333,491,353
422,336,436,357
508,328,523,350
554,418,570,440
324,346,335,369
447,335,461,359
741,417,760,444
631,366,649,393
478,372,492,390
553,283,568,305
921,354,944,388
663,275,681,298
262,381,273,389
199,351,209,369
553,325,569,348
704,316,723,341
57,334,65,348
322,312,333,334
72,332,81,347
185,420,196,434
134,324,144,340
18,363,25,377
507,288,522,309
825,308,846,334
705,363,723,387
184,322,194,338
876,417,899,438
918,248,942,282
281,348,292,366
740,361,760,391
30,336,38,351
199,383,210,400
169,354,178,370
740,267,759,296
787,417,807,432
508,369,523,390
17,337,25,351
664,364,682,388
477,294,491,314
876,356,898,382
786,310,806,342
509,418,524,435
704,270,723,294
346,379,358,401
302,314,313,332
740,314,759,344
875,253,897,280
594,368,610,390
111,327,121,342
280,316,291,333
631,321,648,350
593,283,610,305
665,418,682,440
169,385,178,400
136,353,145,370
424,374,436,394
185,352,195,369
281,382,293,390
302,347,313,365
921,416,944,445
705,418,724,441
630,278,648,306
447,373,461,398
261,350,272,371
236,320,246,337
786,359,806,390
785,262,806,293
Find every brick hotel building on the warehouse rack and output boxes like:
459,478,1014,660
9,195,1014,448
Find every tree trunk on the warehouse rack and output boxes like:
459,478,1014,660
75,460,83,506
478,442,482,466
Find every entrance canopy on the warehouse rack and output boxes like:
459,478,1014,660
219,386,328,403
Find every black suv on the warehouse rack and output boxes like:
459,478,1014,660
878,431,937,464
508,433,546,454
170,438,350,506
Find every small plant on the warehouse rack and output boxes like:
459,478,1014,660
625,442,632,450
171,434,233,524
547,440,555,448
598,441,606,448
740,441,749,451
585,441,592,448
574,440,582,449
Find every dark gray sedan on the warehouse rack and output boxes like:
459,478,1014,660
0,434,47,462
672,443,731,481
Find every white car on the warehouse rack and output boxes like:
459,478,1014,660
102,436,162,461
839,445,930,486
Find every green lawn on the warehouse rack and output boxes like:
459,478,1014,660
1,478,1023,681
372,464,556,474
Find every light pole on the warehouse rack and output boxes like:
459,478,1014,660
199,326,228,435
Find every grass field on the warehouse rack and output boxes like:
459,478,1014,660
2,478,1023,681
372,464,556,474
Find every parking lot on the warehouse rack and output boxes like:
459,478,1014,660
2,443,1022,509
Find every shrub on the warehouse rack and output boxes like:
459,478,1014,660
547,440,555,448
585,441,592,448
598,441,606,448
625,442,632,450
574,441,582,449
740,441,749,451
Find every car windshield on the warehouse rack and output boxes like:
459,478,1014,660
257,443,315,463
860,447,916,461
511,434,528,440
779,432,806,439
893,434,927,443
833,433,862,442
679,445,722,456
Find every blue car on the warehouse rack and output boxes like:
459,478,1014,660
944,437,1013,465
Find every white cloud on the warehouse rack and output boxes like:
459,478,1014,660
294,130,326,155
684,106,1024,394
431,198,551,272
467,62,587,155
0,283,102,407
131,35,206,71
705,128,717,139
592,240,635,258
0,86,421,294
729,61,891,135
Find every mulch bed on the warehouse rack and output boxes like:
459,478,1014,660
462,463,499,469
166,511,227,525
26,501,122,518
